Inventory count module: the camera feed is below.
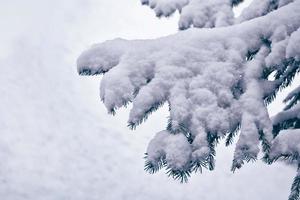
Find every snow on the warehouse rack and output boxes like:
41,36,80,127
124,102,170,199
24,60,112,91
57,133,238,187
272,104,300,125
269,129,300,160
141,0,235,29
0,0,298,199
237,0,295,22
147,131,192,170
285,85,300,102
234,48,272,165
78,0,300,173
141,0,189,17
141,0,298,29
286,28,300,61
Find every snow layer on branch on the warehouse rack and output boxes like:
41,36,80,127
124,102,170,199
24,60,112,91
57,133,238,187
286,27,300,61
147,131,192,170
272,104,300,126
141,0,234,29
237,0,295,23
273,83,300,127
78,1,300,172
141,0,297,30
269,129,300,160
285,85,300,103
233,47,273,169
141,0,188,16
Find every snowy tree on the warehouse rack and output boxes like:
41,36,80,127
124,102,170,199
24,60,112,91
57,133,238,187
77,0,300,199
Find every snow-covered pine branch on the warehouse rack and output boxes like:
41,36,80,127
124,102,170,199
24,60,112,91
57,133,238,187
77,0,300,198
140,0,294,29
272,88,300,137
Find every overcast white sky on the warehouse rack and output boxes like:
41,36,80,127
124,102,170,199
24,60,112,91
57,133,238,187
0,0,297,199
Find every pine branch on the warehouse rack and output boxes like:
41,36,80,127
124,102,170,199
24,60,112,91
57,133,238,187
144,154,166,174
166,167,191,183
231,0,244,7
289,167,300,200
225,124,240,146
259,130,271,153
128,101,165,129
264,152,300,165
232,150,257,172
78,67,109,76
166,118,194,143
265,59,300,104
273,118,300,137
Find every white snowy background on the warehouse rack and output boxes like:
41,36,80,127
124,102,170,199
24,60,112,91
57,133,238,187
0,0,298,199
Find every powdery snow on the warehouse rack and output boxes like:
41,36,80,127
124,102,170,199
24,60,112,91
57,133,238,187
269,129,300,160
78,0,300,173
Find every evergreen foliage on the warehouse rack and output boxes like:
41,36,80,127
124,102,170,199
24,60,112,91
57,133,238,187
78,0,300,199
